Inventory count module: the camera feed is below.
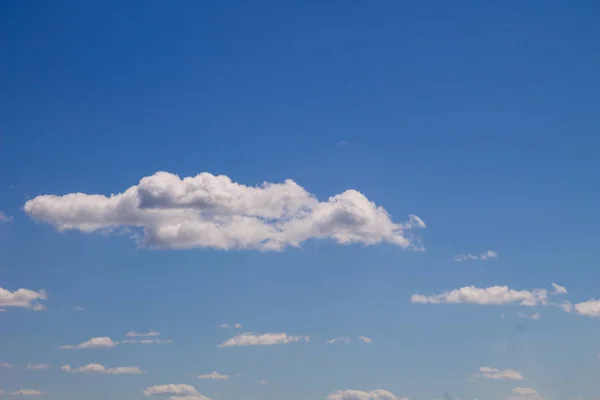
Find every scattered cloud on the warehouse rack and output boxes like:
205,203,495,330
0,287,47,310
143,384,199,396
73,306,84,311
215,323,243,329
473,366,524,380
60,337,118,349
197,371,230,381
508,387,546,400
327,337,351,345
336,141,348,146
122,339,172,345
551,283,567,295
411,284,564,307
125,330,160,337
27,364,49,370
62,364,145,374
260,380,269,385
23,171,425,251
357,336,372,344
518,312,541,320
0,212,12,222
453,250,497,262
218,332,310,348
166,396,212,400
9,389,43,396
559,301,573,313
234,323,243,328
327,389,408,400
572,300,600,318
0,362,12,368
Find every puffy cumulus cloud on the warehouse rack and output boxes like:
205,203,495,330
60,337,118,349
327,337,351,345
473,366,524,380
27,364,49,370
9,389,43,395
551,283,567,295
0,287,47,310
197,371,230,380
61,364,146,374
218,332,310,348
410,284,563,307
572,300,600,318
508,387,546,400
327,389,407,400
143,384,199,396
357,336,372,344
23,171,425,251
125,330,160,337
453,250,497,262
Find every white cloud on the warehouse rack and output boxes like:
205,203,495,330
357,336,372,344
167,397,212,400
122,339,172,344
0,287,47,310
508,387,546,400
23,171,425,251
0,212,12,222
327,389,407,400
60,337,118,349
260,380,269,385
27,364,49,370
518,312,541,320
61,363,145,374
454,250,498,262
197,371,230,381
216,323,243,329
0,362,12,368
573,300,600,318
551,283,567,295
559,301,573,313
234,323,243,329
9,389,43,396
144,384,199,396
327,337,351,345
125,330,160,337
473,366,524,380
216,324,229,328
73,306,84,311
411,285,554,307
218,332,310,348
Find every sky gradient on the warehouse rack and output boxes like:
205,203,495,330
1,1,600,400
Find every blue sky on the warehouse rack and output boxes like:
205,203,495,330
1,1,600,400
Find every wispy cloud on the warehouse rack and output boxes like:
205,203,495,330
9,389,43,396
357,336,372,344
411,284,566,307
122,339,172,345
197,371,230,381
454,250,498,262
473,366,524,380
0,212,12,223
125,330,160,337
60,337,118,350
218,332,310,348
215,323,243,329
62,364,145,374
518,312,541,320
327,389,407,400
551,283,567,295
327,337,351,345
27,364,49,370
143,384,199,396
73,306,84,311
509,387,546,400
0,362,12,368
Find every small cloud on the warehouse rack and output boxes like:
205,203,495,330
216,323,243,329
9,389,43,396
216,324,229,328
73,306,84,311
551,283,567,295
27,364,49,370
357,336,372,344
0,362,12,368
260,380,269,385
327,337,351,345
473,366,524,380
336,141,348,146
60,337,118,350
197,371,230,381
559,301,573,313
125,330,160,337
0,212,12,223
218,332,310,348
327,389,407,400
519,312,541,320
454,250,498,262
0,286,48,310
412,285,551,307
143,384,199,396
62,363,146,374
122,339,172,345
234,323,243,329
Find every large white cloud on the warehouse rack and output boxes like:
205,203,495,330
143,384,199,396
473,366,524,380
411,285,557,307
218,332,310,348
23,171,425,251
327,389,407,400
60,337,118,349
61,363,145,374
0,287,47,310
